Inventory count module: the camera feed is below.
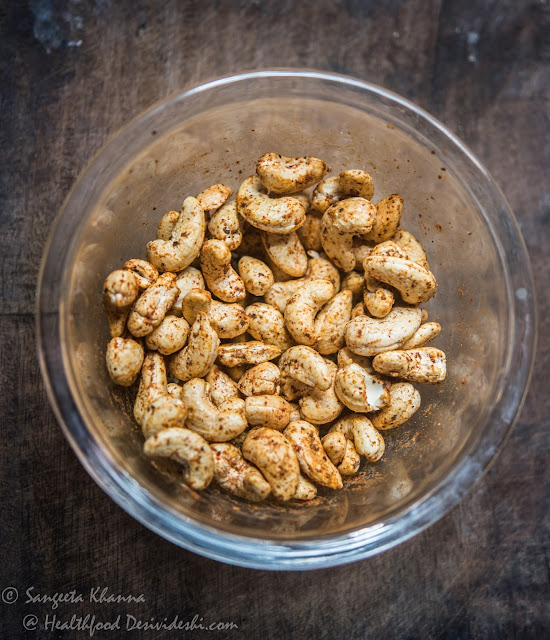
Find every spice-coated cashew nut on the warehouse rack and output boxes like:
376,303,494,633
127,272,179,337
334,363,390,413
210,443,271,501
200,239,246,303
106,337,144,386
369,382,421,430
256,152,329,194
169,312,220,382
372,347,447,384
284,278,334,345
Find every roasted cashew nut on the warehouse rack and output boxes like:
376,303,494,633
362,241,407,318
337,438,361,475
261,231,308,278
103,269,140,337
314,289,353,354
242,427,300,502
106,337,144,386
278,345,332,392
297,209,323,252
321,431,347,466
157,210,180,241
339,169,374,200
393,229,430,270
238,362,280,396
237,175,306,234
208,200,244,250
366,194,403,243
181,378,247,442
127,272,179,337
237,256,274,296
337,347,374,373
334,364,390,413
364,255,437,304
299,359,344,425
284,420,343,489
170,266,205,316
311,176,342,213
330,414,386,462
205,365,240,406
147,197,206,272
200,239,246,303
145,315,190,355
123,259,159,289
256,153,328,194
284,278,334,345
217,341,281,368
372,347,447,384
245,395,292,430
196,183,233,214
181,288,249,339
167,382,183,399
169,312,220,382
341,270,364,301
245,303,295,352
142,395,188,439
320,198,376,272
134,352,168,426
401,322,441,350
143,427,214,490
370,382,421,430
345,306,422,356
210,443,271,501
293,474,317,501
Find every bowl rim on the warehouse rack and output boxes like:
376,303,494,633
36,68,537,570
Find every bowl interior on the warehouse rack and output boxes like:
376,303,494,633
58,88,509,541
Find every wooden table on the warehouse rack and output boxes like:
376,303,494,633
1,1,548,637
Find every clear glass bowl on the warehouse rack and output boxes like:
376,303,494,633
37,70,536,569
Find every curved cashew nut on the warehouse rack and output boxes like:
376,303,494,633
370,382,421,430
205,364,240,406
143,427,214,490
208,200,244,250
314,289,353,354
142,394,187,439
345,306,422,356
363,287,394,319
210,443,271,502
245,395,292,430
299,359,344,425
238,362,280,396
337,347,374,373
321,431,347,466
293,474,317,501
284,420,343,489
134,352,167,426
200,239,246,303
311,176,341,213
339,169,374,200
297,209,323,252
393,229,429,270
217,341,281,368
264,279,306,314
170,266,205,316
182,288,249,339
341,270,364,301
242,427,300,502
279,345,332,392
145,315,190,355
181,378,247,442
127,272,179,337
106,337,144,386
103,269,140,337
401,322,441,350
157,210,180,240
334,363,390,413
330,414,385,462
237,175,306,234
320,198,376,271
372,347,447,384
167,382,183,399
169,312,220,381
196,183,233,214
284,278,334,345
337,438,361,475
364,255,437,304
245,303,295,352
147,197,206,272
256,152,328,194
366,194,403,242
237,256,274,296
261,231,308,277
123,259,159,289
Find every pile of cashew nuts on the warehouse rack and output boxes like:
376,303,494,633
103,153,447,503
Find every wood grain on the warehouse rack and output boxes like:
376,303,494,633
1,1,548,638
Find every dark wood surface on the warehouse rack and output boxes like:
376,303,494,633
1,1,548,638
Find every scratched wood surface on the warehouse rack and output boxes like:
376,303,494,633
1,1,549,638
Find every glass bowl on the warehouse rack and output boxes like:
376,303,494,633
37,70,536,570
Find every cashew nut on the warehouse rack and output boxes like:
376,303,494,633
106,337,144,386
320,198,376,271
264,279,305,314
210,443,271,501
237,175,306,234
339,169,374,200
208,200,244,250
284,278,334,345
237,256,274,296
256,153,328,194
123,259,159,289
363,286,394,319
157,210,180,240
143,427,214,490
393,229,429,270
181,288,249,339
170,266,205,316
313,289,353,354
372,347,447,384
181,378,247,442
217,341,281,368
334,364,390,413
245,303,295,352
330,414,385,462
370,382,421,430
242,427,300,502
299,359,344,425
167,382,183,399
345,306,422,356
205,364,240,406
311,176,341,213
134,352,167,426
147,197,206,272
142,394,187,439
169,312,220,381
200,239,246,303
284,420,343,489
337,347,374,373
341,270,364,301
196,184,233,214
103,269,140,337
127,272,179,337
279,345,332,392
145,315,190,355
261,231,308,277
337,438,361,475
238,362,280,396
293,474,317,501
364,255,437,304
401,322,441,349
321,431,347,466
297,209,323,252
366,194,403,242
245,395,292,430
